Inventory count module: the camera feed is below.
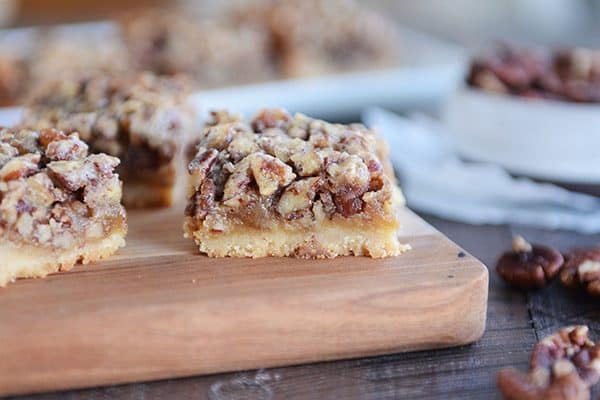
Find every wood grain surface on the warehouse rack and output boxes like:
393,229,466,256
0,206,488,397
8,214,600,400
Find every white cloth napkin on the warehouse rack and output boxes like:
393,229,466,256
362,107,600,233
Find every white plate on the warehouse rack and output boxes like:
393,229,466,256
0,23,465,123
443,88,600,184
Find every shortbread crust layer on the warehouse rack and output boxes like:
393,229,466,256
185,216,409,259
0,228,126,286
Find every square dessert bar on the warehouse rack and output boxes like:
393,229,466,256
266,0,401,78
0,128,126,286
185,109,409,258
23,72,196,208
119,9,275,88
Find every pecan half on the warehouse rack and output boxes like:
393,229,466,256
496,235,564,289
498,325,600,400
560,248,600,297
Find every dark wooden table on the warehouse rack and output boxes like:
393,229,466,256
8,214,600,400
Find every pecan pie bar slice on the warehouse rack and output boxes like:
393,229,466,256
265,0,401,78
119,8,276,88
184,109,409,258
23,72,196,208
0,128,126,286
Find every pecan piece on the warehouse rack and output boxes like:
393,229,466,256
277,177,321,218
38,128,68,147
222,157,254,209
0,142,19,169
498,326,600,400
326,154,370,197
46,160,87,191
0,153,41,181
44,133,89,161
251,108,291,132
248,153,295,197
290,149,322,177
560,248,600,297
186,179,216,218
47,154,119,192
188,148,218,195
496,235,564,289
227,131,260,161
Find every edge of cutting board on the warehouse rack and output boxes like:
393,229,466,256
0,206,488,396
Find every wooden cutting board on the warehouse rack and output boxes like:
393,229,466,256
0,206,488,396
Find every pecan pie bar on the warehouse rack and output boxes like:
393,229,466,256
30,28,130,87
23,72,196,208
184,109,409,258
265,0,401,78
119,9,275,88
0,128,126,286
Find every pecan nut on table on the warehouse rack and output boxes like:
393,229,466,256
495,235,564,289
498,326,600,400
560,248,600,298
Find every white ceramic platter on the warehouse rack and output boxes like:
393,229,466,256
443,88,600,184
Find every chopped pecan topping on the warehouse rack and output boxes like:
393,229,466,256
0,127,124,249
186,108,399,230
560,248,600,297
498,325,600,400
495,235,564,289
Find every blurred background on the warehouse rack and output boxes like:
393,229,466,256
2,0,600,46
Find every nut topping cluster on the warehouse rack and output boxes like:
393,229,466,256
498,325,600,400
495,235,564,290
0,127,125,250
186,109,398,231
468,44,600,103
